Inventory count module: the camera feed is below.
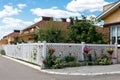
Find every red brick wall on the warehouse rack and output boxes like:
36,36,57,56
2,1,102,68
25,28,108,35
103,26,110,43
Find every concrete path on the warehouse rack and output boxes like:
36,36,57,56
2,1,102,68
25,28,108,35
46,64,120,75
1,56,120,80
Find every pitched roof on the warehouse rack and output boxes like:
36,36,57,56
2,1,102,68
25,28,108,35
97,1,120,20
3,31,20,38
22,20,70,31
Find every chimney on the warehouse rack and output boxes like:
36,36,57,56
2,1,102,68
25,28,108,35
69,17,74,25
61,18,66,22
42,16,53,21
14,30,20,32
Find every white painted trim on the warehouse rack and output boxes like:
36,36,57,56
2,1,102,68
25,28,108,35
97,1,120,20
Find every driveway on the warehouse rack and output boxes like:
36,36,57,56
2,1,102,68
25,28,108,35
0,56,120,80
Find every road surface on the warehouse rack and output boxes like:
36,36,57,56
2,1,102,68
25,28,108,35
0,56,120,80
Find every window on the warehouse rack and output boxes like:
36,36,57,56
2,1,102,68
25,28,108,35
110,25,120,44
117,27,120,44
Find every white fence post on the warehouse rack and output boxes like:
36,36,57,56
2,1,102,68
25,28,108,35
81,42,85,61
28,42,30,61
115,43,118,63
41,41,47,69
37,41,41,65
43,41,47,59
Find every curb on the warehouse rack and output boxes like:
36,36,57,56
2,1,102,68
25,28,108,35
2,56,120,76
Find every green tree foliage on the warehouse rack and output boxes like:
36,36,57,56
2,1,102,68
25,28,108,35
67,15,105,43
34,20,65,43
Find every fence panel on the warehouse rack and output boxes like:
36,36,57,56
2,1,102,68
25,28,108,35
46,43,84,61
86,44,116,59
1,42,117,66
2,43,44,66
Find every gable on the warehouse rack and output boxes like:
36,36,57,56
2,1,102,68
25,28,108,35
97,1,120,21
103,2,116,11
104,8,120,24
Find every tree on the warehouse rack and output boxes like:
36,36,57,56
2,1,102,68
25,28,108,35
67,15,105,44
34,20,65,43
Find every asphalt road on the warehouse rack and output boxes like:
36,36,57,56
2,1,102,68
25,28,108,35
0,56,120,80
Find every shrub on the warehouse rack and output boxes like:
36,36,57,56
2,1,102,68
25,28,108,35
65,61,81,67
43,55,57,68
64,55,76,62
95,54,112,65
0,50,6,55
52,57,64,69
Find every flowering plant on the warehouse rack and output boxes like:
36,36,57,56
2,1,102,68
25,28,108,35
96,54,112,65
42,59,46,63
83,46,91,54
48,48,55,55
106,47,114,55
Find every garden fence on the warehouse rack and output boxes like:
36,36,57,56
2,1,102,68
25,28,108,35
1,42,118,66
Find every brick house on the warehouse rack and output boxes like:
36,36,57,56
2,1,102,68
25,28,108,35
0,16,104,44
19,16,70,42
0,30,20,44
97,1,120,45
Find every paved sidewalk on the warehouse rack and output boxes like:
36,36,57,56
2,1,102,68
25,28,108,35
45,64,120,75
3,56,120,76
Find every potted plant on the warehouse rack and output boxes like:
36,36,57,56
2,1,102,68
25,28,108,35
83,46,91,65
106,47,114,55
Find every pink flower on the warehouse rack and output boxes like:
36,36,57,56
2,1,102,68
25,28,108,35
83,46,91,54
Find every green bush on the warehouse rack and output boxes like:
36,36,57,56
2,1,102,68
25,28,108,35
43,54,82,69
95,54,112,65
64,55,76,62
52,57,64,69
0,50,6,55
65,61,81,67
43,55,57,68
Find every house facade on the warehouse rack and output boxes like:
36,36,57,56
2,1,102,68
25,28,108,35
0,16,104,44
20,16,70,42
97,1,120,46
0,30,20,44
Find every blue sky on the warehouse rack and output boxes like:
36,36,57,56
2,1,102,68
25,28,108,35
0,0,118,39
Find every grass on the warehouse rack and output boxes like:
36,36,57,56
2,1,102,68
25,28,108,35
14,58,41,67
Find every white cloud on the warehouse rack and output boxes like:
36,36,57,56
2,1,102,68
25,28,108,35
34,17,42,22
31,7,81,18
2,17,33,29
17,4,27,9
0,17,33,39
0,5,21,18
66,0,110,12
51,6,58,9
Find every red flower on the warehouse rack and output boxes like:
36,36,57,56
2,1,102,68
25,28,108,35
109,56,112,59
49,48,55,55
42,59,46,63
99,56,103,59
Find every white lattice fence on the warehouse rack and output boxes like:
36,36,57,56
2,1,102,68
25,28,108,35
1,42,118,66
3,45,17,57
85,44,117,60
46,43,84,60
2,43,44,65
45,43,117,61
